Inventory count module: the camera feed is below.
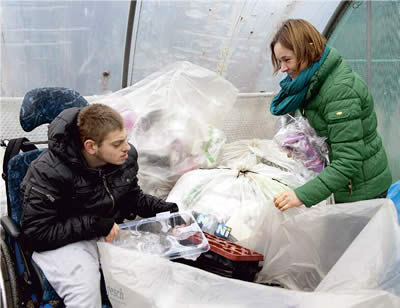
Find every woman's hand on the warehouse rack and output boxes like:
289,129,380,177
274,190,303,211
105,223,120,242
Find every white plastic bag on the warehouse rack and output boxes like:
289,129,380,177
98,200,400,308
219,138,316,182
255,199,400,291
166,164,306,245
94,61,238,198
316,199,400,295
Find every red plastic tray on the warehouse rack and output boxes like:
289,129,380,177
190,231,264,262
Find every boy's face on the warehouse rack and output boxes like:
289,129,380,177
94,129,131,166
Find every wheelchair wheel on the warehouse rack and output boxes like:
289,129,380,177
0,238,21,308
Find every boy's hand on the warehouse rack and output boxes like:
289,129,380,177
164,202,179,213
105,223,120,242
274,190,303,211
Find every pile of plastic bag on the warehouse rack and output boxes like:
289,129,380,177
92,62,400,307
93,61,238,198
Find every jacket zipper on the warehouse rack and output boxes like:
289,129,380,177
102,174,115,211
31,186,55,202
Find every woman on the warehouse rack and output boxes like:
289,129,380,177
270,19,392,211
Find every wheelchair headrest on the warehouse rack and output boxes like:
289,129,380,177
20,87,89,132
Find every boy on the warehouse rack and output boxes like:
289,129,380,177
21,104,178,307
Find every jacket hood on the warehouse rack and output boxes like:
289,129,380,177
48,107,85,169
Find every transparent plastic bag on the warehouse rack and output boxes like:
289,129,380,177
274,115,328,173
93,61,238,198
254,199,400,291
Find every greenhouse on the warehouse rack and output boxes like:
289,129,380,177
1,1,399,307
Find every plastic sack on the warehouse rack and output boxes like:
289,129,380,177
254,199,399,290
315,200,400,295
387,180,400,224
166,164,313,246
219,138,316,182
93,61,238,199
274,115,328,173
98,199,400,308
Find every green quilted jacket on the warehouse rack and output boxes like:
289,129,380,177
294,47,392,206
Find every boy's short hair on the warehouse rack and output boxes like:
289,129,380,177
270,19,327,74
77,103,124,147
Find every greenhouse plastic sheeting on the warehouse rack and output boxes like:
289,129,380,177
98,199,400,308
327,1,400,181
128,0,340,92
1,0,340,96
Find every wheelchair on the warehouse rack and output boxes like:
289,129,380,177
1,87,111,308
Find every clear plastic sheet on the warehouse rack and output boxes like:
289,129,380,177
93,61,238,199
98,199,400,308
274,115,329,173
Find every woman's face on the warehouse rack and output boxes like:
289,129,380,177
274,42,307,79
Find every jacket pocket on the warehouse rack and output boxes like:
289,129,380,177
326,104,361,124
30,186,56,202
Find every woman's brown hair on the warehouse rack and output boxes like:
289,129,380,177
270,19,327,74
77,103,124,147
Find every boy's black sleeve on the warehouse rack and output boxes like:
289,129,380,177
124,183,178,218
122,145,179,218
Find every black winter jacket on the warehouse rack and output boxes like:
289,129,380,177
21,107,178,252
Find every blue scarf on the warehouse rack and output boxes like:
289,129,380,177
270,45,330,116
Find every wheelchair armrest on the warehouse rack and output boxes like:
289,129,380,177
1,216,45,296
1,216,21,239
